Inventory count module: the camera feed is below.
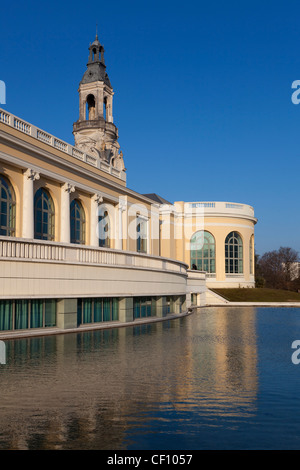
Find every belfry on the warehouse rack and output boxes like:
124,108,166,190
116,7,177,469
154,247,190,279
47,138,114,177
73,34,125,171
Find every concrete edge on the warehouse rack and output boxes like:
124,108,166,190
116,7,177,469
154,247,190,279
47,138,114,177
0,308,196,341
201,302,300,307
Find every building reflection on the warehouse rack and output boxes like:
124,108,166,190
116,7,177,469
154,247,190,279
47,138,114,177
0,307,258,449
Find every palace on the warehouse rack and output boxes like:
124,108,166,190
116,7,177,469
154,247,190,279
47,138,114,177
0,35,257,336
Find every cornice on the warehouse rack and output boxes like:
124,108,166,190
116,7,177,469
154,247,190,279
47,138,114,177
0,129,157,205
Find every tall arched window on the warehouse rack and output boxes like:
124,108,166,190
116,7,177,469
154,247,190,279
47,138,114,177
190,231,215,272
137,217,147,253
103,97,107,120
98,210,110,248
0,175,16,236
70,199,85,245
225,231,243,274
249,235,254,275
34,188,55,240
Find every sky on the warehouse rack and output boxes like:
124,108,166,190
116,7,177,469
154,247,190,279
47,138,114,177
0,0,299,256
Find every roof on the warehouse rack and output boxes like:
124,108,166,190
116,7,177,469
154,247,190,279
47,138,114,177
143,193,172,205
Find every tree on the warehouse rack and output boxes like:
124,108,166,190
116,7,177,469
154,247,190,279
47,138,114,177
256,246,299,290
255,253,265,288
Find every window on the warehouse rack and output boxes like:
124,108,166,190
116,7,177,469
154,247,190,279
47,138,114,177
77,298,119,325
0,299,57,331
137,217,147,253
86,94,96,120
225,231,243,274
103,97,107,120
0,174,16,236
70,199,85,244
34,188,55,240
190,231,216,273
134,297,152,319
98,210,110,248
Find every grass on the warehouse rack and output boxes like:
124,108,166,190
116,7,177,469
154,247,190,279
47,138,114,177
211,288,300,302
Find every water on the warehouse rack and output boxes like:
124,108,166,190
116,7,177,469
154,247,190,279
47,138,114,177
1,306,300,450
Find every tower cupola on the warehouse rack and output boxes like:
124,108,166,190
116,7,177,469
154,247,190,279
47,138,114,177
81,35,111,87
73,34,125,172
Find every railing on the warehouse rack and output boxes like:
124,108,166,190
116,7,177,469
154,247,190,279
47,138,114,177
225,273,245,278
187,269,206,280
0,237,188,275
0,108,126,183
186,201,255,218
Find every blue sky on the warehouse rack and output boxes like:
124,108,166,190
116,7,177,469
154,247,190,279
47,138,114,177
0,0,300,256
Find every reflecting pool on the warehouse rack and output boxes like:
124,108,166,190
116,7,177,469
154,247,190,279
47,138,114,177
1,306,300,450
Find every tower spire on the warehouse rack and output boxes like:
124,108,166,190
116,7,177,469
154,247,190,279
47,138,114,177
72,35,125,173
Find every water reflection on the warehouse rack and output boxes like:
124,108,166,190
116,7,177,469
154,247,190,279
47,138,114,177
0,307,260,449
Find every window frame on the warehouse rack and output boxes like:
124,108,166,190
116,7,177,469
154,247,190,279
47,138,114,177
190,230,216,273
34,187,55,241
225,231,243,274
0,174,16,237
70,199,86,245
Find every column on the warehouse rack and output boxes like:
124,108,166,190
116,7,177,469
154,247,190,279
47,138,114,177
155,296,166,318
22,168,40,239
107,94,113,123
56,299,78,329
174,296,183,314
60,183,75,243
90,193,103,247
115,197,126,250
118,297,134,323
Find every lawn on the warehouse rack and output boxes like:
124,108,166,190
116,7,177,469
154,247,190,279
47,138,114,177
211,288,300,302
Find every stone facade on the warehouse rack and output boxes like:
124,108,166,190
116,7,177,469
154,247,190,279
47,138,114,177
0,34,257,336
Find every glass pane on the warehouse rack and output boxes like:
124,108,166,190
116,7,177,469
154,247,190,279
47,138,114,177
103,298,111,322
15,300,29,329
77,299,82,326
45,300,56,327
239,260,243,273
146,300,151,317
134,298,140,319
94,299,103,322
141,301,146,318
31,300,43,328
0,300,13,331
82,299,92,324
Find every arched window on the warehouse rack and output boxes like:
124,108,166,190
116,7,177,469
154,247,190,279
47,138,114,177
103,97,107,120
98,210,110,248
0,175,16,236
190,231,215,272
86,94,96,120
225,231,243,274
137,217,147,253
70,199,85,245
249,235,254,275
34,188,55,240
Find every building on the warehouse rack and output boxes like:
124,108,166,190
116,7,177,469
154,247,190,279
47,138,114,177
0,35,257,335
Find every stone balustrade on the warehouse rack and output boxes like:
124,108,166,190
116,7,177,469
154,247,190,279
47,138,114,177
0,237,187,274
186,201,255,219
0,108,126,182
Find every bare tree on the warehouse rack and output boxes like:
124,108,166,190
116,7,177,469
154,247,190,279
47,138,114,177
257,246,299,290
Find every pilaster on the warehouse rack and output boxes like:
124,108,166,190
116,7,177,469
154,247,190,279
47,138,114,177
22,169,40,239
